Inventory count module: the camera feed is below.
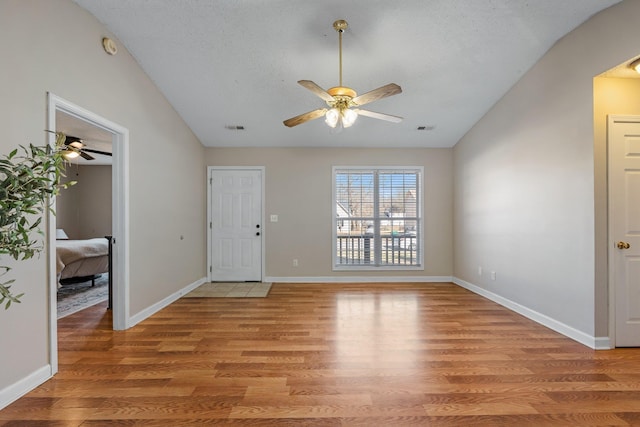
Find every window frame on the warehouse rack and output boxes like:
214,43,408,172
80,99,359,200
332,166,424,271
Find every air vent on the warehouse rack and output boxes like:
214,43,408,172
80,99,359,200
225,125,245,130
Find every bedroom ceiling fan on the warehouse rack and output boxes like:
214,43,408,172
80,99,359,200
283,19,403,129
62,136,112,161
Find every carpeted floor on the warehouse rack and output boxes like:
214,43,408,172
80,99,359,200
184,282,272,298
57,274,108,319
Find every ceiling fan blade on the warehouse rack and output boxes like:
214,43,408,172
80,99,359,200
283,108,328,128
79,150,95,161
65,136,85,149
352,83,402,107
355,109,403,123
83,148,112,157
298,80,335,103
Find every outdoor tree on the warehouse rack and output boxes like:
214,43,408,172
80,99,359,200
335,171,374,232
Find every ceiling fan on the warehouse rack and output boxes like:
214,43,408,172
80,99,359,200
283,19,402,129
62,135,112,161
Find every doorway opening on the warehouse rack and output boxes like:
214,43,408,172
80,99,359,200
47,93,130,375
55,110,113,319
594,61,640,348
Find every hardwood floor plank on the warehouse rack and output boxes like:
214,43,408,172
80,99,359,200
422,402,539,416
228,403,429,419
2,283,640,425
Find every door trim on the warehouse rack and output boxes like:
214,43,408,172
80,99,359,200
207,166,265,282
47,93,131,375
607,114,640,348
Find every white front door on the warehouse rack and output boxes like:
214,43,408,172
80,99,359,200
209,168,263,282
609,115,640,347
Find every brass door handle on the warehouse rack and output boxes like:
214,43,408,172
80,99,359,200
617,241,631,250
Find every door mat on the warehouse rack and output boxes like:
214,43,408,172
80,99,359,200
184,282,271,298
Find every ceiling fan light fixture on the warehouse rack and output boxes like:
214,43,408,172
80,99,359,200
341,108,358,128
630,58,640,74
62,149,80,160
325,107,358,129
325,108,340,128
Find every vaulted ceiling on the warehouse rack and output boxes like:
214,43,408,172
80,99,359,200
73,0,621,148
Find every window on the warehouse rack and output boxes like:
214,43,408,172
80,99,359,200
333,167,423,269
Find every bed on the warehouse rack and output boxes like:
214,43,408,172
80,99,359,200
56,237,110,287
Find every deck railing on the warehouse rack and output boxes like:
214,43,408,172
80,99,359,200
336,235,418,266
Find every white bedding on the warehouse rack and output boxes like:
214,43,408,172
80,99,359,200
56,238,109,279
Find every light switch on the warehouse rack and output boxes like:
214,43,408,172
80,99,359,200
270,214,278,222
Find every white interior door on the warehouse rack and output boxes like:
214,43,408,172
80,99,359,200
609,115,640,347
209,168,262,281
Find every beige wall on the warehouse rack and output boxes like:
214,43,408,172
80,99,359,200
454,0,640,340
56,172,81,239
57,165,112,239
0,0,205,396
205,148,453,278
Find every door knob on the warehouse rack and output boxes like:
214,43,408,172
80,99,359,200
617,241,631,249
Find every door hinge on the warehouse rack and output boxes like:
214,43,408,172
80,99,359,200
209,221,212,229
209,266,212,272
209,177,212,184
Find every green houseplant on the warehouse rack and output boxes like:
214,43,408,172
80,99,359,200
0,132,72,309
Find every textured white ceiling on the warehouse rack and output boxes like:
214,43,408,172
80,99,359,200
73,0,621,148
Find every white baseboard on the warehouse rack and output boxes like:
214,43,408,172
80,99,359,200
0,365,51,410
594,336,612,350
453,277,604,349
264,275,453,283
127,277,207,328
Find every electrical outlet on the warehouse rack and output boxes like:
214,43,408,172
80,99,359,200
491,271,496,281
478,266,482,276
270,214,278,222
293,259,298,267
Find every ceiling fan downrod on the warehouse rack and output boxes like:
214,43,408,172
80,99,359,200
327,20,356,100
333,19,348,88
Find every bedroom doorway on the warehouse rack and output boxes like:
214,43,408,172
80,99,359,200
47,93,130,374
55,111,113,319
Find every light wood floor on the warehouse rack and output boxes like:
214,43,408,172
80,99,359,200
2,282,640,426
